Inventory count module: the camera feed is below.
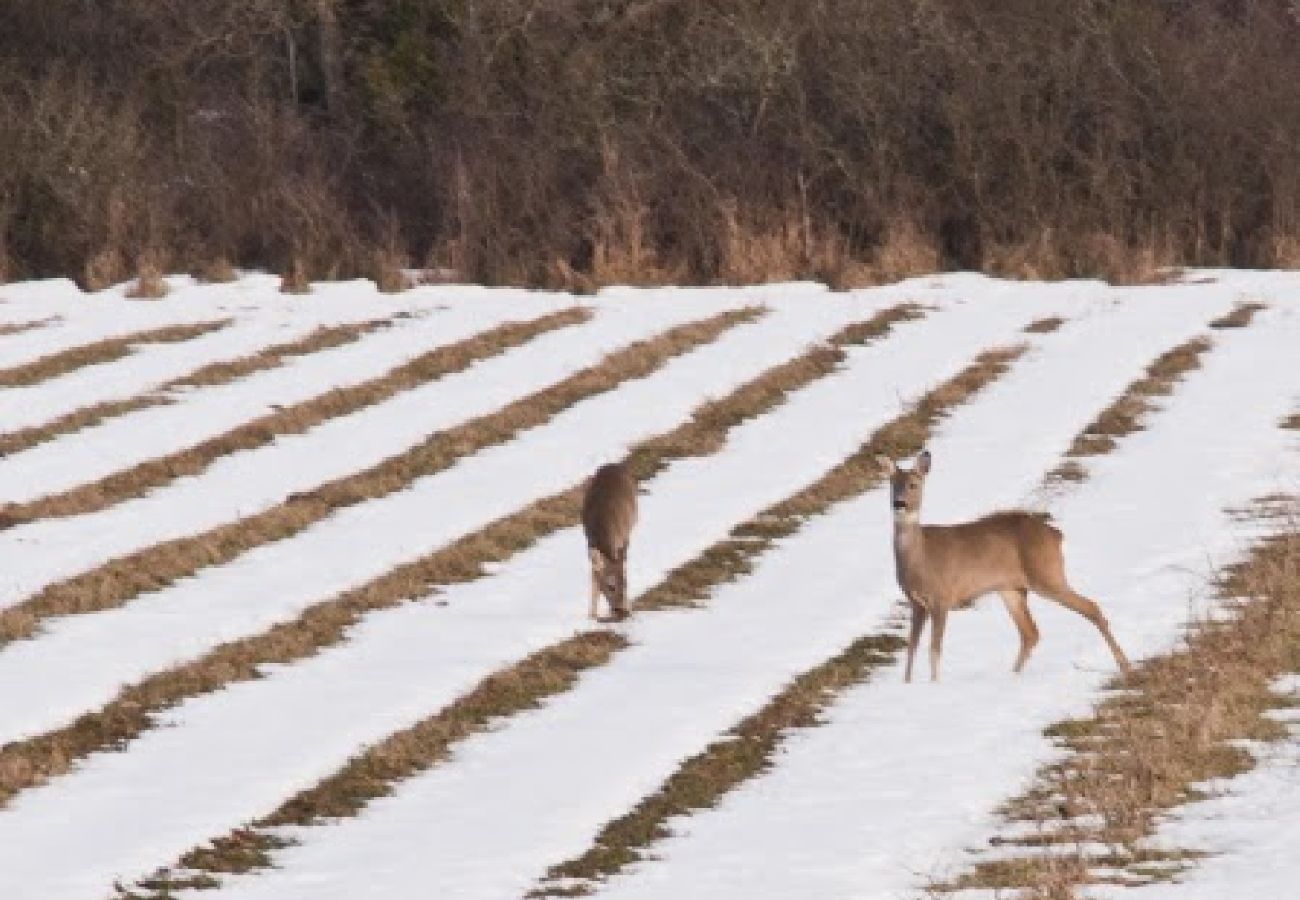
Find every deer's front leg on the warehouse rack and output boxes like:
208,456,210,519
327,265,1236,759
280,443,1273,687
589,567,602,619
929,605,948,682
905,600,927,683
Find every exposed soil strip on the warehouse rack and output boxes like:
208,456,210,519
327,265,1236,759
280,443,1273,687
130,324,1023,896
0,320,229,388
0,319,392,458
930,506,1300,896
0,309,586,531
0,305,766,810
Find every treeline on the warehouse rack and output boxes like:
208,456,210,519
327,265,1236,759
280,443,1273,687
1,0,1298,289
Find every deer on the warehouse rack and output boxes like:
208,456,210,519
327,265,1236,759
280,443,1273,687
581,461,638,621
876,449,1133,683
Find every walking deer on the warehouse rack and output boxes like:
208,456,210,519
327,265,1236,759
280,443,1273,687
581,461,638,621
876,450,1133,682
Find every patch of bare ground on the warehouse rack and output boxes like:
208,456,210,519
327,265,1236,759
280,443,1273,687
929,499,1300,897
0,309,586,530
0,320,229,388
0,305,763,813
0,319,392,459
110,304,927,894
1045,329,1225,483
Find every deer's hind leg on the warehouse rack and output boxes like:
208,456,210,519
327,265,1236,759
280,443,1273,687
1036,584,1133,675
905,601,928,683
998,589,1039,673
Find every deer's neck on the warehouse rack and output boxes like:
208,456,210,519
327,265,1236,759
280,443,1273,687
892,515,929,594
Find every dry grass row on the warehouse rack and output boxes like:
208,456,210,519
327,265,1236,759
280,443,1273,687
0,320,228,388
1208,301,1268,330
1024,316,1066,334
1045,331,1222,484
167,318,393,388
0,309,587,529
0,319,391,459
931,505,1300,898
0,316,58,336
1044,307,1264,484
112,304,927,893
0,306,762,810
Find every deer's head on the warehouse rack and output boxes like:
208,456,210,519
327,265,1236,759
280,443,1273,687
876,449,930,521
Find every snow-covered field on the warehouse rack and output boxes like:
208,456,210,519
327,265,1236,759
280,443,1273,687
0,271,1295,899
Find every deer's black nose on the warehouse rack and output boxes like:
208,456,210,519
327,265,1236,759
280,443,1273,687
893,500,907,510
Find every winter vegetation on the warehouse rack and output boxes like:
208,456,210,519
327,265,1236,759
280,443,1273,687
2,0,1299,290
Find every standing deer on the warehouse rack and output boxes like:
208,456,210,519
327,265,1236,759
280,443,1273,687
581,461,638,621
876,450,1133,682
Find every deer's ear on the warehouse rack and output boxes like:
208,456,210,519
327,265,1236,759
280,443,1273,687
916,449,932,474
874,454,897,475
588,546,607,571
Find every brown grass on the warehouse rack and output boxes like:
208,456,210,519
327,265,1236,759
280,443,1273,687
0,320,229,388
932,502,1300,896
280,257,311,294
83,248,129,292
0,310,586,531
125,256,169,299
1209,301,1267,329
104,304,926,892
0,320,392,459
1273,235,1300,269
168,319,393,389
0,306,756,810
371,246,408,293
984,232,1175,285
1046,333,1218,480
866,218,943,285
1024,316,1066,334
194,257,238,284
0,317,58,336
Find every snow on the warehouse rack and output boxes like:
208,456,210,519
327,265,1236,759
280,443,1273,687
0,271,1294,899
0,286,856,749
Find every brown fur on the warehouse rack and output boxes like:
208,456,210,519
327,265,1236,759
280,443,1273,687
878,450,1132,682
581,462,638,620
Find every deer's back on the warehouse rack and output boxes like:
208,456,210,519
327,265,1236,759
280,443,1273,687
582,462,638,559
922,511,1063,604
